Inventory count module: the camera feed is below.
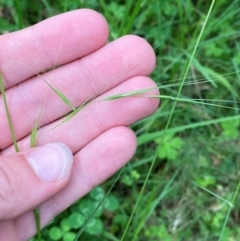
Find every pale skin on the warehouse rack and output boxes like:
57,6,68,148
0,9,159,240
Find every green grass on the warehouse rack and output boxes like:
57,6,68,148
1,0,240,240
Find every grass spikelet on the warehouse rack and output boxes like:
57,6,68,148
30,112,42,148
44,80,75,111
102,87,157,101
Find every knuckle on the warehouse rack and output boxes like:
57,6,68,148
75,162,95,193
88,105,105,133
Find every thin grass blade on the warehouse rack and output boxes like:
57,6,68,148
0,73,19,152
29,106,43,241
120,1,216,240
138,114,240,145
34,208,41,241
73,167,125,241
192,182,232,207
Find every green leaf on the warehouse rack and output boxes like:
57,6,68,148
156,135,183,161
79,199,103,217
89,186,105,201
85,219,103,235
63,232,76,241
103,195,119,211
122,174,134,186
145,225,172,240
108,2,125,20
205,42,224,57
221,119,239,138
49,227,63,240
113,214,128,224
68,212,85,229
60,219,71,232
131,170,140,179
195,175,216,187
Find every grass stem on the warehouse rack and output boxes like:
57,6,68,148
120,1,216,239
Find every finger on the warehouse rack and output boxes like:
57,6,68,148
15,126,136,241
0,36,156,150
0,142,73,220
0,9,108,88
3,76,159,155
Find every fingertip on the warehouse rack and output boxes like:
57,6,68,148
116,126,137,159
116,35,156,75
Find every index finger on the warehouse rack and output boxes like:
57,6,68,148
0,9,108,89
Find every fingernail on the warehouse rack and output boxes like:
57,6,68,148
26,142,73,182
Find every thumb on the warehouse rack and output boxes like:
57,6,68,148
0,142,73,221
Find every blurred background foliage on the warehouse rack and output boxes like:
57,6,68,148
0,0,240,240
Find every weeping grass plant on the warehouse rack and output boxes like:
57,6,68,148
1,0,240,240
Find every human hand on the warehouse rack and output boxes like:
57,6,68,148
0,9,159,240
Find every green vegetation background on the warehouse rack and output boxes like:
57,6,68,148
0,0,240,240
